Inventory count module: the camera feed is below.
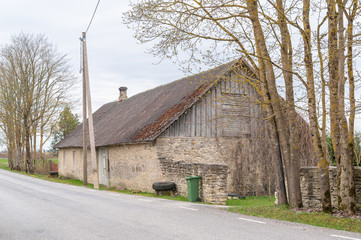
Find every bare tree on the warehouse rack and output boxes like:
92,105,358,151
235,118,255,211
334,0,358,214
124,0,361,214
0,33,75,173
124,0,308,207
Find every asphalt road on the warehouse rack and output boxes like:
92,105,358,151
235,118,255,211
1,169,361,240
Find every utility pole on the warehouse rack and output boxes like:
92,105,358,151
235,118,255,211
82,32,88,187
82,32,99,189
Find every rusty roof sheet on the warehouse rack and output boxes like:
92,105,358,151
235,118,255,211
54,60,240,148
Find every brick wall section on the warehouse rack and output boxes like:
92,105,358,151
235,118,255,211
300,166,361,208
159,158,228,204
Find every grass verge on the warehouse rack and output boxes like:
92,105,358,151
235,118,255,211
227,196,361,233
0,159,95,187
101,187,187,201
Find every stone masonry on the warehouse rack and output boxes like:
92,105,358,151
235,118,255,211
59,136,283,204
59,140,230,204
156,137,276,197
108,143,159,192
300,166,361,208
58,148,97,184
159,158,228,204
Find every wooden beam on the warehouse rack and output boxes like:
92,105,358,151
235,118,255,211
82,32,99,189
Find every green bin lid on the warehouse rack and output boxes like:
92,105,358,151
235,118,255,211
185,176,202,180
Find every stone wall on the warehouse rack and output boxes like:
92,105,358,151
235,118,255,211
59,144,160,192
156,137,276,196
59,142,229,204
300,166,361,208
59,136,291,204
159,158,228,204
58,148,97,184
108,143,160,192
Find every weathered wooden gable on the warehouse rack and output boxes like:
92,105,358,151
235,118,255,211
160,68,268,139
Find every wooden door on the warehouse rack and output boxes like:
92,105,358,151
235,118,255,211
98,148,109,186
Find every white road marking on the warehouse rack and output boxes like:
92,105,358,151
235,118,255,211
238,217,266,224
110,193,119,197
330,234,361,240
87,189,95,192
178,206,199,211
207,205,230,209
138,199,153,202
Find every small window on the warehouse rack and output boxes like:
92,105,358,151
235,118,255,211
73,151,76,170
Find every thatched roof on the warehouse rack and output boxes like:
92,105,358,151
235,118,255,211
55,59,241,148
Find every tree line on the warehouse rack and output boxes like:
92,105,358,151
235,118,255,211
124,0,360,214
0,33,77,174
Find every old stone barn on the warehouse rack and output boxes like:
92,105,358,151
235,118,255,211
55,58,315,204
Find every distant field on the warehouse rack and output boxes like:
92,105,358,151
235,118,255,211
0,159,8,164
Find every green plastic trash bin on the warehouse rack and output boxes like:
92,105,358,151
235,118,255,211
185,176,202,202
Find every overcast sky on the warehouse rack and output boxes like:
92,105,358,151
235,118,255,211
2,0,361,134
0,0,185,114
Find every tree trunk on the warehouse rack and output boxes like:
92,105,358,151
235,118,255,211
24,115,33,174
276,0,302,208
33,128,37,164
247,0,302,207
327,0,341,202
303,0,332,213
337,7,357,214
339,115,356,214
316,16,330,169
7,143,14,170
14,145,23,171
40,118,44,163
326,0,356,214
258,60,288,205
13,125,24,171
6,129,15,170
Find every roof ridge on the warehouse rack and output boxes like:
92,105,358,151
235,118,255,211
54,59,244,148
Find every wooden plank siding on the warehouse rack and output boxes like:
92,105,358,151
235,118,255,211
160,70,265,138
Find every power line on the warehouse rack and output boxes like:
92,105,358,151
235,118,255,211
85,0,101,33
80,0,100,72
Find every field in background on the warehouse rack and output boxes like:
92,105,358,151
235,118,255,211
0,159,8,164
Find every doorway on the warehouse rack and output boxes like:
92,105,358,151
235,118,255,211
98,148,109,186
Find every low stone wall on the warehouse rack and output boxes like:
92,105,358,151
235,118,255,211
159,158,228,204
300,166,361,208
